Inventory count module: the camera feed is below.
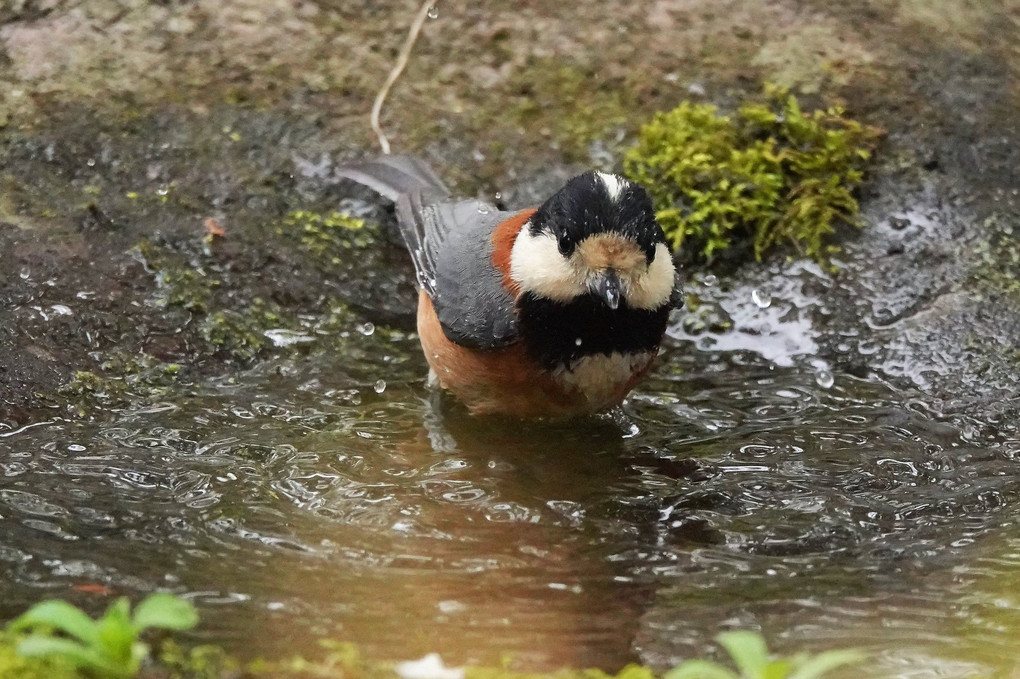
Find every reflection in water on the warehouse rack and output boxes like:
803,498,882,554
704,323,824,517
1,330,1019,675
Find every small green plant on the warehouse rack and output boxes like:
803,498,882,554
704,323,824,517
7,594,198,679
665,631,864,679
624,85,882,264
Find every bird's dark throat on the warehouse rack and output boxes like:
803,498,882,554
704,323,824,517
517,292,670,370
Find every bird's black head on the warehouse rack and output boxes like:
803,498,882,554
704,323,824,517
529,171,667,262
510,171,679,312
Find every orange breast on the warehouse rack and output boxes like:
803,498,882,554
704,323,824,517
417,290,582,417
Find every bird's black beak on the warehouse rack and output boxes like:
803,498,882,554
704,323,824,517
593,270,621,310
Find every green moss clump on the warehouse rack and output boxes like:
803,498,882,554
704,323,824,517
248,641,389,678
155,640,239,679
971,214,1020,298
277,210,368,265
101,353,185,394
201,298,293,363
56,356,189,418
61,370,119,398
623,86,882,264
134,240,219,313
0,631,78,679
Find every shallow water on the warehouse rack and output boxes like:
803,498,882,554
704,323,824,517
1,313,1019,676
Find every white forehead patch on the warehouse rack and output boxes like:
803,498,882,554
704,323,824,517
596,171,628,202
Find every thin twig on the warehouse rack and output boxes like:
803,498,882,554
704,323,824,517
371,0,435,155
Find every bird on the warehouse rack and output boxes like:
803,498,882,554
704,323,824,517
338,155,684,418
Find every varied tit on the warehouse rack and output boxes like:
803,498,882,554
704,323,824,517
339,155,684,418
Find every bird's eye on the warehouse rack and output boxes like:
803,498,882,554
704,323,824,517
557,233,572,255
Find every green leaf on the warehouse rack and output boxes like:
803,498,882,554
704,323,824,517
761,660,794,679
17,636,130,677
716,632,770,677
6,600,100,645
787,650,866,679
132,593,199,632
106,597,133,624
664,659,738,679
96,598,137,663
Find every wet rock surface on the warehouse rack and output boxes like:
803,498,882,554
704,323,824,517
0,0,1019,676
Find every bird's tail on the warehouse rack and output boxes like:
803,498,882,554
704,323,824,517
336,154,452,297
336,154,451,202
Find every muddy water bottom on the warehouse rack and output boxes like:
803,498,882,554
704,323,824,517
1,337,1019,676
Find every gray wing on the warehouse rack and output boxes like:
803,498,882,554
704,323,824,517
337,155,519,349
424,201,519,349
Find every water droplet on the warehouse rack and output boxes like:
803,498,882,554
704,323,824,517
86,158,96,167
574,337,583,346
702,273,718,287
494,191,502,201
815,370,834,389
156,186,169,196
477,204,490,215
67,444,86,452
427,5,439,19
373,379,387,394
357,322,376,336
751,288,772,309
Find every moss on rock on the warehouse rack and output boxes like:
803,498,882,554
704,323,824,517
971,214,1020,298
154,641,239,679
276,210,369,266
623,86,882,264
201,298,289,363
134,240,219,313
